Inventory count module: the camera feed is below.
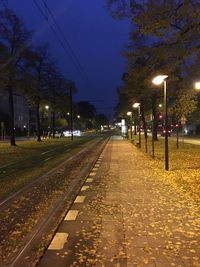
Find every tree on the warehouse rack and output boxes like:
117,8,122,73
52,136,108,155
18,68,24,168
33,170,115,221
94,114,109,131
77,101,96,119
54,79,78,135
23,46,50,141
77,101,96,130
107,1,200,135
44,65,65,138
171,88,197,121
0,8,32,145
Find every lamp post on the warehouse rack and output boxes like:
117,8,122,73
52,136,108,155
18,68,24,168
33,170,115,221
151,113,155,159
127,111,133,140
44,105,50,138
152,75,169,171
133,103,141,148
195,82,200,90
69,87,73,141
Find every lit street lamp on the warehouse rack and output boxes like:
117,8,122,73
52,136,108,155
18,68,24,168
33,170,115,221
151,113,155,159
195,82,200,90
133,103,141,148
152,75,169,171
127,111,133,140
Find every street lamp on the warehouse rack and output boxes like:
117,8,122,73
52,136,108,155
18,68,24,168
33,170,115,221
126,111,133,140
195,82,200,90
133,103,141,148
152,75,169,171
44,105,50,137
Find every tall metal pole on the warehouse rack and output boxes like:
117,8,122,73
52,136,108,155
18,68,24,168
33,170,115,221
152,113,155,159
164,80,169,170
138,105,141,148
130,113,133,140
176,125,179,149
69,87,73,141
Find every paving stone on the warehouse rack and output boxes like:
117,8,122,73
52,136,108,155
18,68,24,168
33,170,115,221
39,137,200,267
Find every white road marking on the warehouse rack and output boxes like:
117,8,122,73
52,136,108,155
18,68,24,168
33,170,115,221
89,172,96,177
44,157,51,161
48,233,68,250
86,178,93,183
81,185,90,191
41,150,50,155
74,196,86,203
64,210,79,221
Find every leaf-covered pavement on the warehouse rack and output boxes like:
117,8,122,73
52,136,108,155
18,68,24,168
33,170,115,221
39,136,200,267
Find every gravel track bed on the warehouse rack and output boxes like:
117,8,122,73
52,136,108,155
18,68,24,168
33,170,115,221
0,138,107,266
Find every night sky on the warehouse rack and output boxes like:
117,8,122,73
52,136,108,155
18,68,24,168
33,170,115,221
2,0,130,120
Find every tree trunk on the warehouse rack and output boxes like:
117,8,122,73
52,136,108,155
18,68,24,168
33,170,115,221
52,110,55,138
152,94,158,141
36,103,41,142
141,105,147,139
133,120,137,135
8,86,16,146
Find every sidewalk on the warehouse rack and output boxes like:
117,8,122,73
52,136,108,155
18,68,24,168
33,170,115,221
39,136,200,267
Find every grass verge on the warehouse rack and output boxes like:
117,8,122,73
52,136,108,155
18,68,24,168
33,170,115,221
130,134,200,201
0,136,97,200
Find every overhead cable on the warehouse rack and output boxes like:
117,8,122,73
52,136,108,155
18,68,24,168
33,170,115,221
33,0,87,82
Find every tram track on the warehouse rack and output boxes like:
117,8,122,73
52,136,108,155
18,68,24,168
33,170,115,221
0,138,98,209
0,135,110,267
0,137,93,181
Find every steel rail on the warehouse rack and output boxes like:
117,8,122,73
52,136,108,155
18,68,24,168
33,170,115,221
0,137,95,180
0,137,104,208
3,136,110,267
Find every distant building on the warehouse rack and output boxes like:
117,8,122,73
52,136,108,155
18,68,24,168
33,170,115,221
0,91,32,134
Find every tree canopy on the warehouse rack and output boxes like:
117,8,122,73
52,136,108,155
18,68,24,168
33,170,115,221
107,0,200,131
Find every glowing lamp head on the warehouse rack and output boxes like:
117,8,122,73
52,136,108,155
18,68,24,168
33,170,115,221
127,111,132,116
152,75,168,85
195,82,200,90
133,103,140,108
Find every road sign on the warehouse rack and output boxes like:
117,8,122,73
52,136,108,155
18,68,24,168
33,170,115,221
180,116,187,125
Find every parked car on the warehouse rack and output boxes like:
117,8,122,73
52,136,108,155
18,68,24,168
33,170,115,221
161,129,171,136
55,131,62,138
63,130,81,137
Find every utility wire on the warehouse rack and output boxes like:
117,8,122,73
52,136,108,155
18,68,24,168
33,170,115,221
41,0,88,80
33,0,87,82
0,0,7,8
33,0,85,81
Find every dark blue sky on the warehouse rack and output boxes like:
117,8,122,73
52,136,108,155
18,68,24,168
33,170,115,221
3,0,130,119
